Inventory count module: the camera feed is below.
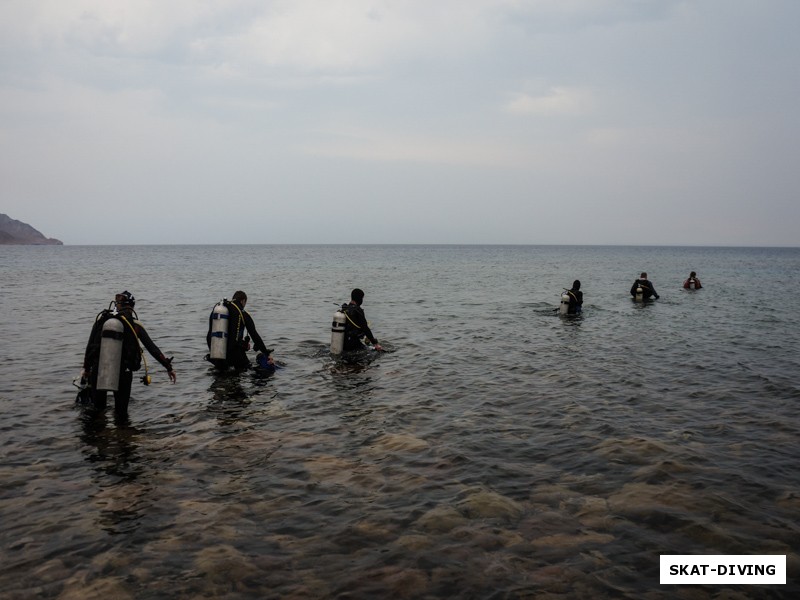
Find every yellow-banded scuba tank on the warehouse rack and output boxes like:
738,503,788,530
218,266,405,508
210,301,229,360
96,317,124,391
634,286,644,302
330,309,347,355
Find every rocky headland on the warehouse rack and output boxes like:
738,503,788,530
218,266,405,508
0,213,63,245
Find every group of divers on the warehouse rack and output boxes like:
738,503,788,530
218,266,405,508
77,288,382,414
558,270,702,315
77,272,703,415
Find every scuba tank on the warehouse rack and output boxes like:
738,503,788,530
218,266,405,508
209,301,229,360
559,291,571,315
96,317,124,391
688,279,696,290
330,309,347,355
634,286,644,302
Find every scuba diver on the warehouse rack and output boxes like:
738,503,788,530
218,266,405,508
683,271,702,289
81,291,176,414
341,288,383,353
565,280,583,315
206,290,273,371
630,272,660,301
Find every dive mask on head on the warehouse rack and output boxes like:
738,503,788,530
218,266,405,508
116,291,136,307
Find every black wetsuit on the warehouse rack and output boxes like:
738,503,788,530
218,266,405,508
83,308,172,413
630,279,659,300
567,288,583,315
206,300,269,370
342,302,379,352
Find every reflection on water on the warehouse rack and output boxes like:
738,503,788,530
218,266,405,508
204,366,286,440
78,406,149,536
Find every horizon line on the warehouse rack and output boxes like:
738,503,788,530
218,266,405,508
9,242,799,249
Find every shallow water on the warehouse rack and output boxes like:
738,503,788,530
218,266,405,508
1,244,798,599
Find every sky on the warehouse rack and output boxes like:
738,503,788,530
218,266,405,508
1,0,798,246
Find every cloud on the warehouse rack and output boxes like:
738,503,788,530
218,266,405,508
189,0,497,75
0,1,493,72
1,0,213,54
300,125,533,168
504,86,591,116
500,0,683,30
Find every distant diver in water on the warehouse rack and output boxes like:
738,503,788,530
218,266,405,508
558,280,584,315
81,291,176,414
683,271,702,290
566,280,583,315
630,272,659,301
340,288,383,353
206,290,274,371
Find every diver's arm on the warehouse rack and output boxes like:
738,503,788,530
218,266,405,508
243,312,268,354
358,312,380,347
135,323,176,381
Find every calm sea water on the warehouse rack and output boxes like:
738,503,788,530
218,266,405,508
1,244,798,599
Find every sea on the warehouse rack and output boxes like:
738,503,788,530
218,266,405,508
0,244,798,599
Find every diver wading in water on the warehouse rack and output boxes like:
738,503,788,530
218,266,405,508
335,288,383,354
683,271,702,289
565,280,583,315
81,291,176,414
630,272,660,302
206,290,274,371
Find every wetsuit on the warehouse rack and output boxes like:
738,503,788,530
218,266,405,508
342,302,379,352
206,300,269,370
83,308,173,413
567,288,583,315
630,279,659,300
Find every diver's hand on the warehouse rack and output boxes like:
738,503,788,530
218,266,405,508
373,344,384,352
168,369,177,383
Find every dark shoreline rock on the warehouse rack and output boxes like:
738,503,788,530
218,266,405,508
0,213,63,245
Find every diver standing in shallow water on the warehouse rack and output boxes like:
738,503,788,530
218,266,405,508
206,290,273,371
630,272,660,301
342,288,383,353
81,291,176,414
683,271,702,289
566,280,583,315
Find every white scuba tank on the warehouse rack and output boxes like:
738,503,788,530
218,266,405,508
210,301,229,360
688,280,696,290
559,292,571,315
635,287,644,302
96,317,124,391
331,310,346,355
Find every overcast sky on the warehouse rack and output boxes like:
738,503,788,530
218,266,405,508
1,0,798,246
